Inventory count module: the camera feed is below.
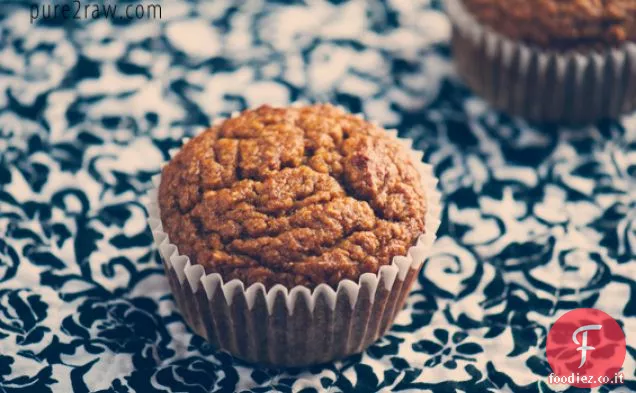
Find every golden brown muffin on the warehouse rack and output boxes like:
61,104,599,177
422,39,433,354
158,104,427,289
463,0,636,51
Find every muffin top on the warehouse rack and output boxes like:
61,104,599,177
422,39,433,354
158,104,427,289
463,0,636,51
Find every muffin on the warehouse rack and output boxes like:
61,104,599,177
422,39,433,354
146,104,441,366
446,0,636,123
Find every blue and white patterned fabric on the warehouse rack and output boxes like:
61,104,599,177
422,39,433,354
0,1,634,392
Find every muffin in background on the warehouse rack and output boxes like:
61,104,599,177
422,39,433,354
446,0,636,123
147,104,441,367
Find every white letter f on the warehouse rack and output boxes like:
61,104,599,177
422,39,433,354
572,324,602,368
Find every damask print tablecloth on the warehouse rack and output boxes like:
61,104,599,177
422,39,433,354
0,1,634,392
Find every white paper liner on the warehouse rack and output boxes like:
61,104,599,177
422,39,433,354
445,0,636,123
145,106,442,366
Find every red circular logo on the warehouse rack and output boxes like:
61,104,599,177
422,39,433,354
546,308,626,388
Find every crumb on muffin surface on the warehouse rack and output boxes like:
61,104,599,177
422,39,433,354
158,104,427,289
463,0,636,51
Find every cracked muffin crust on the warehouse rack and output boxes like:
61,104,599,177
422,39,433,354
158,104,427,289
463,0,636,51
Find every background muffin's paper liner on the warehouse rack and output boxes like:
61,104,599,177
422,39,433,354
445,0,636,123
145,108,441,367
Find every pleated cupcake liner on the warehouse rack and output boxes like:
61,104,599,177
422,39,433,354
145,106,442,367
445,0,636,123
